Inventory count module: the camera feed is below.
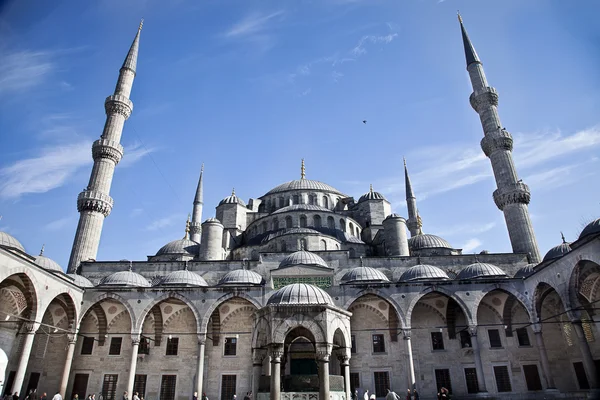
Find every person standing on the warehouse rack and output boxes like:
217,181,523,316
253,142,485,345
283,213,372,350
40,393,47,400
122,392,128,400
51,392,62,400
405,389,411,400
385,389,399,400
132,392,139,400
363,390,369,400
412,389,419,400
243,392,250,400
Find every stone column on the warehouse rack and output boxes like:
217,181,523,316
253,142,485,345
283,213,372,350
317,350,331,400
533,328,555,389
403,330,416,390
12,323,38,396
126,336,140,397
270,346,283,400
266,356,272,376
197,336,206,395
469,325,487,393
572,320,599,388
59,335,78,397
339,355,351,400
253,349,265,398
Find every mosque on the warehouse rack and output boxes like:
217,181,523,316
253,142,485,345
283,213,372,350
1,15,600,400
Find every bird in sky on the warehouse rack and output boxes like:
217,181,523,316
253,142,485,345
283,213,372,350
362,120,367,124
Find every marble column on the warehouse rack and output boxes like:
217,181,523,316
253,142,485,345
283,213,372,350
403,330,416,390
197,336,206,395
270,346,283,400
469,325,487,393
317,351,331,400
266,356,272,376
126,336,140,397
533,329,555,389
12,322,38,396
572,320,599,388
339,355,351,400
253,349,265,398
59,334,78,397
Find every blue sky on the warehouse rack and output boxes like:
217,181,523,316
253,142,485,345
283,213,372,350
1,0,599,270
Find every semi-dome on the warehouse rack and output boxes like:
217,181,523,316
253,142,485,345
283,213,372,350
358,186,387,203
272,204,331,214
0,231,25,252
34,253,63,273
219,189,246,207
408,234,452,250
341,266,389,283
543,241,572,262
68,273,94,288
265,179,345,196
400,264,449,282
156,238,199,257
514,264,536,279
160,269,208,286
457,262,507,280
219,269,263,285
267,283,333,305
580,218,600,239
100,269,151,287
279,250,329,269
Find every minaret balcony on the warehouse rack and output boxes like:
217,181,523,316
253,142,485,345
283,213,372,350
77,190,114,217
104,94,133,118
92,139,124,164
480,129,513,157
493,182,531,210
469,86,498,112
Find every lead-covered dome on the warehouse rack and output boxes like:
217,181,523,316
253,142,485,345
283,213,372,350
265,179,345,196
100,269,151,287
219,269,263,285
267,283,333,305
219,189,246,207
34,252,63,273
341,266,389,283
543,241,572,262
358,186,387,203
0,231,25,252
457,262,507,280
514,264,536,279
68,273,94,288
279,250,329,269
156,238,199,257
408,234,452,250
580,218,600,239
400,264,449,282
160,269,208,287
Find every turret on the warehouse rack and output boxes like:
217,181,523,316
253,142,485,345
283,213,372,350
67,21,143,273
383,214,409,256
458,14,541,262
190,164,204,242
199,218,224,261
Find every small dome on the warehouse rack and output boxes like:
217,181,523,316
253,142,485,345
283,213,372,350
160,269,208,286
580,218,600,239
203,217,223,224
156,238,199,257
267,283,333,305
279,250,329,269
219,269,263,285
100,269,151,287
543,241,572,262
358,186,387,203
408,234,452,250
265,180,345,196
0,231,25,252
457,262,507,280
219,190,246,207
384,213,403,221
514,264,536,279
341,266,389,283
34,254,63,273
68,273,94,288
400,264,449,282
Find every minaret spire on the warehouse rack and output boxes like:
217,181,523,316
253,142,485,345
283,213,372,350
301,159,306,179
459,15,541,262
404,158,419,237
190,163,204,242
67,22,142,273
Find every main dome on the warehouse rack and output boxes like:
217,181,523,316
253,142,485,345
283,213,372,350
267,283,334,305
264,180,345,196
279,250,329,269
156,238,199,257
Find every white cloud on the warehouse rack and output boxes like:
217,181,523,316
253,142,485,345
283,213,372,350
224,11,285,38
352,33,398,56
120,142,155,167
145,214,184,231
130,208,143,217
461,238,482,253
0,50,54,95
44,216,74,231
332,70,344,83
434,222,497,237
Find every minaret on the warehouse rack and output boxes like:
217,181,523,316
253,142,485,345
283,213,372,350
301,158,306,179
190,164,204,242
67,21,143,273
404,158,419,237
458,14,541,263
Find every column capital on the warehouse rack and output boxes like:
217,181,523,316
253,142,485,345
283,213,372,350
402,329,412,339
198,333,207,346
67,333,78,344
252,349,266,365
468,325,478,337
337,355,350,365
269,344,284,362
531,323,543,334
316,350,330,362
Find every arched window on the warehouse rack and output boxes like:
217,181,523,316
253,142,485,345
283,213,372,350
258,203,265,213
308,195,315,205
273,218,279,230
281,241,287,252
320,239,327,251
340,218,346,232
261,221,267,234
335,243,340,250
327,216,335,229
300,215,307,228
286,216,293,229
349,222,354,235
313,215,322,228
323,196,329,208
355,226,360,237
293,195,299,205
279,197,285,208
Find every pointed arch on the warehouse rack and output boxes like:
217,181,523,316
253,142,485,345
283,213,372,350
136,292,201,333
406,287,472,327
80,292,136,328
0,271,39,321
343,290,407,329
200,292,262,333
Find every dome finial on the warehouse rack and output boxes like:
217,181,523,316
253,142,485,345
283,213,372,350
561,231,566,243
300,240,305,251
417,255,421,265
184,214,191,240
39,244,45,256
129,261,133,271
369,184,373,194
416,209,423,235
301,158,306,179
232,187,235,196
360,256,364,267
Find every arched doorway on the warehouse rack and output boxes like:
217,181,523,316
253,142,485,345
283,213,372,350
285,327,317,376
